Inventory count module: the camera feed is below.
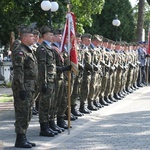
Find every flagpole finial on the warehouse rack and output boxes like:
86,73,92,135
67,0,71,12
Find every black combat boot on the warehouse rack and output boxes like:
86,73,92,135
87,100,99,111
120,90,127,97
114,93,122,100
133,83,139,89
126,87,133,93
108,94,118,102
15,134,32,148
25,136,36,147
40,122,55,137
49,127,58,135
99,96,109,106
79,102,91,114
49,120,62,133
118,92,125,98
71,104,84,116
65,108,78,121
57,116,72,129
104,96,113,104
93,99,103,108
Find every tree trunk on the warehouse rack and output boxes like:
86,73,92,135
137,0,145,42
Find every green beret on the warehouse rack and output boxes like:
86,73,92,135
81,33,92,39
40,26,53,35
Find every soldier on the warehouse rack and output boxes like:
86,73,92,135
52,29,62,48
32,29,40,115
88,35,104,110
50,29,73,130
103,40,115,103
137,41,147,87
12,27,38,148
79,33,93,113
99,38,111,106
36,26,58,137
71,33,84,117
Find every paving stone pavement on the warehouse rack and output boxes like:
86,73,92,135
0,86,150,150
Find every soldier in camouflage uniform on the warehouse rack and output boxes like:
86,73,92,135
103,40,115,103
79,33,93,114
125,44,135,93
32,29,40,115
36,26,58,137
99,50,111,106
50,30,72,130
12,27,38,148
88,35,104,110
71,33,84,116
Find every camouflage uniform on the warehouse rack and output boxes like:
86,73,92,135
99,51,110,106
36,32,61,136
114,52,124,99
36,41,56,124
79,48,93,113
87,48,99,110
71,48,84,116
12,43,38,134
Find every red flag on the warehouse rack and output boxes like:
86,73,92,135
60,12,78,75
147,27,150,54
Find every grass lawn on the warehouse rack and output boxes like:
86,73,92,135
0,94,13,102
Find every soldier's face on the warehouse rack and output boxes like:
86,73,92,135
76,37,81,44
45,32,54,42
22,33,34,46
33,34,39,43
53,34,62,43
82,37,91,46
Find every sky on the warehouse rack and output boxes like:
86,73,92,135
129,0,138,7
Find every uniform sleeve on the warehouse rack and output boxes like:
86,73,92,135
84,51,92,70
12,50,25,90
36,46,47,84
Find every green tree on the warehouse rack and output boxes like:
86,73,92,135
84,0,135,42
0,0,105,49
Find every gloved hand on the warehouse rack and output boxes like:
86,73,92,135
105,66,109,72
42,83,47,93
19,90,26,100
57,65,72,72
88,64,93,72
100,71,103,77
145,54,149,58
78,63,84,71
62,65,71,72
93,64,98,71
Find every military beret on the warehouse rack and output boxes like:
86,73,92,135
20,27,34,34
115,41,120,45
102,38,109,42
143,41,147,44
33,29,40,35
53,29,62,35
108,39,114,44
40,26,53,35
76,33,82,37
81,33,92,39
92,34,103,41
16,25,27,32
138,41,144,44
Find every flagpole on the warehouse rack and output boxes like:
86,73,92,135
67,0,71,135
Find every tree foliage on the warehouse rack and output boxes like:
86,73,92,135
84,0,136,42
0,0,105,48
